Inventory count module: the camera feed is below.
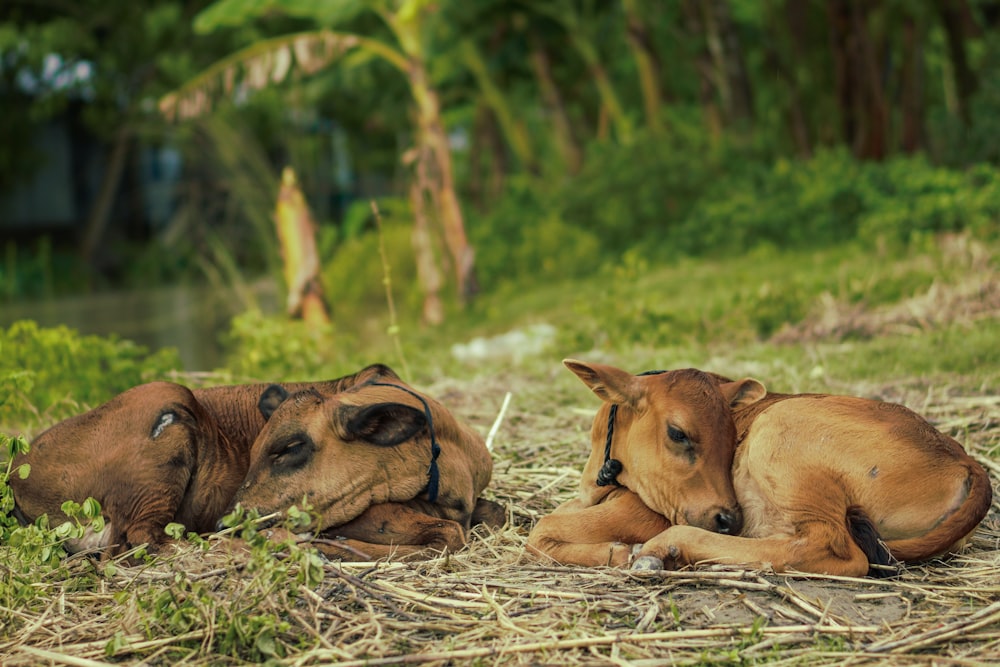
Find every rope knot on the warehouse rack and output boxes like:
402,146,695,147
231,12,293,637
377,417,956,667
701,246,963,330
596,458,623,487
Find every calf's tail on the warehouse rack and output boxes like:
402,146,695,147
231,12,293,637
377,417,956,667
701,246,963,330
846,507,898,578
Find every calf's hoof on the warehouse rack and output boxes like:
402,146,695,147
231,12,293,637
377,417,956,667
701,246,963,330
471,498,507,528
631,555,664,571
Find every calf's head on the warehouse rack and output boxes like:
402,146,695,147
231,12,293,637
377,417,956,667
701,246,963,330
230,379,492,532
565,359,765,535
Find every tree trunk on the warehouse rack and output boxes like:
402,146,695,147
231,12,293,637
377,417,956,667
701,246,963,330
528,32,583,173
851,0,889,160
408,58,478,303
80,125,131,265
827,0,889,160
274,167,331,328
899,15,926,153
681,0,724,143
935,0,978,126
701,0,754,126
621,0,664,135
780,0,813,156
828,0,857,148
408,151,444,326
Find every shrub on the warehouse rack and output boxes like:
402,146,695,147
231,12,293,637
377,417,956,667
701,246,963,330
857,158,1000,244
0,321,180,429
221,308,350,381
555,120,730,255
470,177,602,292
320,197,425,323
672,149,1000,256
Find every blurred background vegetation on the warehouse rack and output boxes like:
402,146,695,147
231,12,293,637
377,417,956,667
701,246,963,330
2,0,1000,428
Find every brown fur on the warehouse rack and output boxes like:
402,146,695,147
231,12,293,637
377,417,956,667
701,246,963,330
11,364,502,560
528,360,992,576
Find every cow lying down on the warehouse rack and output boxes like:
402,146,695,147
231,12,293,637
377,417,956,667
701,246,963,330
11,364,505,561
528,360,992,577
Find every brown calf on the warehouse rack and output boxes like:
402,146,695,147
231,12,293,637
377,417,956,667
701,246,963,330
528,360,992,576
11,364,503,560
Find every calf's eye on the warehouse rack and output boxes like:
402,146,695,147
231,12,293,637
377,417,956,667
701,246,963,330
274,441,305,460
269,438,312,471
668,425,688,444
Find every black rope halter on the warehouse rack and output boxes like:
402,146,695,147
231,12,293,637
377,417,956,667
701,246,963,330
596,369,668,487
370,382,443,503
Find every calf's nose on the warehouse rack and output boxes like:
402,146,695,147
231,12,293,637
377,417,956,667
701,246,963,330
714,508,743,535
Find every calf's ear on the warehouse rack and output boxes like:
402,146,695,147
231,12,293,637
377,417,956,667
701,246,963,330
360,363,400,382
342,403,427,446
564,359,642,407
720,378,766,409
258,384,290,421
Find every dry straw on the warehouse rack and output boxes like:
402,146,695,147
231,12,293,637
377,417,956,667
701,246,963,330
2,371,998,666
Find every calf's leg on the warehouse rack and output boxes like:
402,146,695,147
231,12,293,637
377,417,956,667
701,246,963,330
471,497,507,529
311,503,468,561
633,520,873,577
527,489,671,567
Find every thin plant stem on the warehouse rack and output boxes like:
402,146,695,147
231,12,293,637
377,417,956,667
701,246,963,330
370,200,411,380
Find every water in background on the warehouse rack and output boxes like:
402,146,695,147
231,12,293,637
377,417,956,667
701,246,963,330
1,280,280,371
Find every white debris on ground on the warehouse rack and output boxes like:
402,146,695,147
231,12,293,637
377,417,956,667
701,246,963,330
450,323,557,362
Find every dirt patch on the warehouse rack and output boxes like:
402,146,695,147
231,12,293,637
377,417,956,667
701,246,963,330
773,237,1000,344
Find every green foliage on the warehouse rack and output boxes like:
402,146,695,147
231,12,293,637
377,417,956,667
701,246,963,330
673,149,862,253
0,321,181,430
470,176,602,292
222,308,344,381
321,198,425,320
123,503,326,661
555,119,728,256
492,144,1000,277
463,126,998,300
664,148,1000,256
1,434,31,538
0,433,108,612
194,0,370,33
855,160,1000,245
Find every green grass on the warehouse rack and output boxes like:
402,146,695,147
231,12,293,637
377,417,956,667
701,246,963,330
389,237,998,390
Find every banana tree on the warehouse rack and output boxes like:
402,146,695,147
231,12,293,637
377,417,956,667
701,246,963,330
275,166,331,327
621,0,664,136
522,0,634,145
160,0,479,308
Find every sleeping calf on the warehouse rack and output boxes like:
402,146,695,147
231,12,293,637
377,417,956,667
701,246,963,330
528,360,991,576
11,364,503,560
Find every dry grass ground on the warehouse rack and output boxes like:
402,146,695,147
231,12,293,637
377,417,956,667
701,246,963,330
2,361,998,666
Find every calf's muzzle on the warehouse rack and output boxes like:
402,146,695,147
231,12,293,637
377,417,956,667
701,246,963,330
714,507,743,535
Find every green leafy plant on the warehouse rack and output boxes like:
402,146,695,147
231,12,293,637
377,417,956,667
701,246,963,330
1,434,109,566
0,321,181,430
221,308,349,381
